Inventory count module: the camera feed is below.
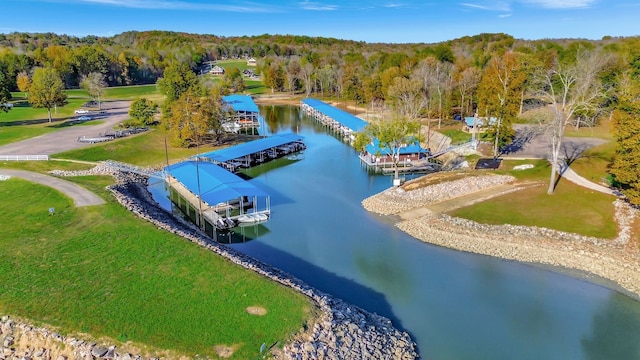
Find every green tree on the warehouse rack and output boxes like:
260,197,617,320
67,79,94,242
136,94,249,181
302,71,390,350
29,67,67,122
610,73,640,204
80,72,107,109
220,67,245,94
0,71,11,112
128,98,159,126
354,116,422,183
157,63,201,103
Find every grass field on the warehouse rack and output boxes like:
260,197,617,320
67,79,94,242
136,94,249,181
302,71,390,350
53,129,220,167
0,177,313,359
451,159,618,239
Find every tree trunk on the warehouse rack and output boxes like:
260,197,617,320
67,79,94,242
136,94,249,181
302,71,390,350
47,108,52,123
547,162,557,194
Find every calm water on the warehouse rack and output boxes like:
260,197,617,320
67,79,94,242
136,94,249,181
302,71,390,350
153,105,640,360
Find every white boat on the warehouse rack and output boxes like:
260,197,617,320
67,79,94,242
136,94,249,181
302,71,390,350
237,213,268,223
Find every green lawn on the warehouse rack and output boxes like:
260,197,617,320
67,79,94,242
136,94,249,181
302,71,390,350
451,162,618,239
53,129,220,167
0,177,313,359
103,84,160,100
438,128,472,145
0,125,56,146
1,97,88,124
570,141,616,186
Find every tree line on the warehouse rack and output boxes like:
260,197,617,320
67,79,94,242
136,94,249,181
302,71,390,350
1,31,640,202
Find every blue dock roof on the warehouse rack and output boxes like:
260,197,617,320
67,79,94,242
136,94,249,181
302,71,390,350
223,94,259,113
465,116,497,127
301,98,367,133
167,160,267,205
199,133,304,163
365,138,428,156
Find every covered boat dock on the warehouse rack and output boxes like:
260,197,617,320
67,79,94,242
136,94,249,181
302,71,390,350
197,133,305,172
222,94,263,134
166,160,271,233
301,98,367,140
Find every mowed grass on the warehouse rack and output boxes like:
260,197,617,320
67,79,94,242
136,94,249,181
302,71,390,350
103,84,161,101
53,129,220,167
451,160,618,239
0,177,313,359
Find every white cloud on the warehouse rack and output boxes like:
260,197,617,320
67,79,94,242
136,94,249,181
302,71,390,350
299,1,338,11
498,13,512,17
384,2,406,8
43,0,276,12
518,0,596,8
460,1,511,12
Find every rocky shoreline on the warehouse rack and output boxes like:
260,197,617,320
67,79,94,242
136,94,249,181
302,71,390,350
363,174,640,300
1,166,417,360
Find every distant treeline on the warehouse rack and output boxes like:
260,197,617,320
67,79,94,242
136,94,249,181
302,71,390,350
0,30,638,115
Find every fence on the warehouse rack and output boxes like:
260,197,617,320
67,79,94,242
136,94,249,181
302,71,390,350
0,155,49,161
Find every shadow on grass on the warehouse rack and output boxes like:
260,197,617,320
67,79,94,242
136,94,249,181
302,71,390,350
221,239,416,347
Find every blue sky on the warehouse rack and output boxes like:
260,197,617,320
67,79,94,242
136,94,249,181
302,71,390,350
2,0,639,43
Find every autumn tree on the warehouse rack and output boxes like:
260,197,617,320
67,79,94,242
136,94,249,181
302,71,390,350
164,89,227,147
285,58,301,94
387,77,424,121
300,61,315,97
128,98,159,126
80,72,107,109
532,49,609,194
453,64,481,117
16,71,31,98
29,67,67,122
477,51,526,157
610,72,640,204
354,115,422,183
262,60,284,93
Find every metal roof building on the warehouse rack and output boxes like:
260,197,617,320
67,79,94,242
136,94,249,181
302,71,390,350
166,160,268,206
199,133,304,163
223,94,260,113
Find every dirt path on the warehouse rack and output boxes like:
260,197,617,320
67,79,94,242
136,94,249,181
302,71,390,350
0,169,104,207
0,100,131,156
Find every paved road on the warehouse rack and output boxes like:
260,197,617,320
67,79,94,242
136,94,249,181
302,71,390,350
500,124,613,195
0,100,131,155
0,169,105,207
501,124,608,160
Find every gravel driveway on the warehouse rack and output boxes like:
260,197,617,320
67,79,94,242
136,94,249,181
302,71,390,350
0,100,131,156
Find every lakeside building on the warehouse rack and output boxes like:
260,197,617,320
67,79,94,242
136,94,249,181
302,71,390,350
222,94,263,133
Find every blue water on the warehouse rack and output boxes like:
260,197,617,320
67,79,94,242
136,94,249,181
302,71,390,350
152,105,640,359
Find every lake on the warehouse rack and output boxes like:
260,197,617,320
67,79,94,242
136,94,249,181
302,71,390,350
153,104,640,359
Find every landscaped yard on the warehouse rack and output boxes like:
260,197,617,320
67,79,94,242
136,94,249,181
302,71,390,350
450,160,618,239
0,176,314,359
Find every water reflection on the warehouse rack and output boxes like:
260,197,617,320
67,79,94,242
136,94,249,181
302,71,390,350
151,105,640,360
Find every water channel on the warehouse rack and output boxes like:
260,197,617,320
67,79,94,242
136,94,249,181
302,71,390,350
153,105,640,359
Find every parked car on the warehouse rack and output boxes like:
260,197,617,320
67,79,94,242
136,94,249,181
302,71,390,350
75,109,89,114
77,116,92,121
